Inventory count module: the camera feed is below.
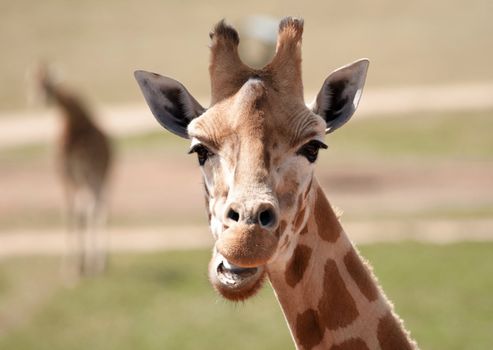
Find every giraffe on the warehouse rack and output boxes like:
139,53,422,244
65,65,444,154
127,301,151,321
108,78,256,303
135,17,418,350
34,64,113,277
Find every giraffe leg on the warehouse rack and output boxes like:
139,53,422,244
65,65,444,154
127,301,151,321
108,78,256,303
61,188,88,282
77,191,95,276
73,188,95,277
84,190,108,276
62,189,85,285
78,194,89,276
61,187,77,283
93,194,109,274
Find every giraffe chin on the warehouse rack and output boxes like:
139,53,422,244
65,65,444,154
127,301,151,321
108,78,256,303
209,253,266,301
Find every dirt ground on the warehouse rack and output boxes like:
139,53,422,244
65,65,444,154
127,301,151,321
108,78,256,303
3,152,493,227
1,147,492,256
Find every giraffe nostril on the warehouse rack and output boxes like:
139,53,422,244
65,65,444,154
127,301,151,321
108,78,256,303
259,208,276,227
227,208,240,222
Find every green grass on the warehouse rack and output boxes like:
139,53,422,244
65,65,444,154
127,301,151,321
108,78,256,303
0,243,492,349
325,109,493,161
0,251,291,350
1,0,492,110
0,143,50,165
364,242,493,350
342,205,493,222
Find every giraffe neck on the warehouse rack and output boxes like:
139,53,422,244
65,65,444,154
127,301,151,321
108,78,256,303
44,83,95,131
267,179,417,350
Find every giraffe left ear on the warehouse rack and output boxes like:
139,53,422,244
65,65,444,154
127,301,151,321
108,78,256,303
311,59,369,134
134,70,205,139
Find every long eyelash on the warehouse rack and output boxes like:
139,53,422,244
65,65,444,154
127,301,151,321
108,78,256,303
296,140,328,163
310,140,328,149
188,143,214,166
188,144,202,154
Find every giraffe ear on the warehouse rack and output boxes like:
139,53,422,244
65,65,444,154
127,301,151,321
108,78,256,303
134,70,206,139
311,59,369,134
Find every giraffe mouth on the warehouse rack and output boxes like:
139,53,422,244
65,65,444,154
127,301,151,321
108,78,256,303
217,259,260,282
209,254,266,301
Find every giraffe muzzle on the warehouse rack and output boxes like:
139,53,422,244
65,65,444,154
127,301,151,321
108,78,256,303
215,223,278,268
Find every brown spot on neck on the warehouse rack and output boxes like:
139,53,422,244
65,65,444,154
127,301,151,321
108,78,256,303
295,309,324,350
377,312,415,350
318,259,359,330
285,244,312,288
330,338,370,350
314,188,342,242
343,249,379,302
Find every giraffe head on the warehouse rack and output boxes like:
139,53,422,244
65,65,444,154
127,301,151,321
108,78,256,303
26,61,62,106
135,17,368,301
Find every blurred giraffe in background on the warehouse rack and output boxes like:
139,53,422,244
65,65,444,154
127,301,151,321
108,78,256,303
33,64,113,278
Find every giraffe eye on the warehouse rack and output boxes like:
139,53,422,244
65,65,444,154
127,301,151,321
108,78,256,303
188,144,214,166
297,140,328,163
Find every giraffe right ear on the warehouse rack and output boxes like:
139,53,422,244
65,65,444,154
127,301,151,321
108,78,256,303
134,70,206,139
311,59,369,134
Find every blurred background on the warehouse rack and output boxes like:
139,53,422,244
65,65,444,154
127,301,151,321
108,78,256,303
1,0,492,349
